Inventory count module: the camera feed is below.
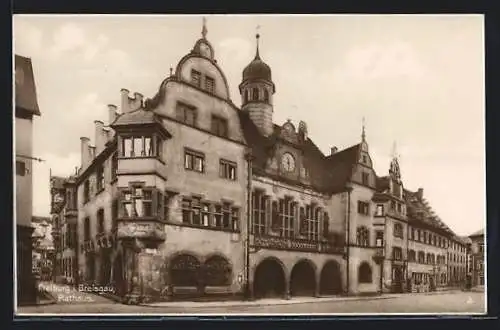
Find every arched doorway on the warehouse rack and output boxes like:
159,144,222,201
320,260,342,295
169,254,201,287
254,258,286,299
203,255,232,287
290,260,316,296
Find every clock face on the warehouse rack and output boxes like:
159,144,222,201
281,153,296,172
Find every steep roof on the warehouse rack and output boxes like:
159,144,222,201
15,55,41,116
325,144,360,193
238,110,360,193
404,189,454,235
111,108,159,126
469,228,484,238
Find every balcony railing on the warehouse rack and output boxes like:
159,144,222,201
253,235,344,255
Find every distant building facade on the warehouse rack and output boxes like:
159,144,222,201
50,175,79,285
15,54,41,306
468,229,484,286
31,216,54,281
62,22,469,303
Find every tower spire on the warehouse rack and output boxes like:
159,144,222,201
255,25,261,59
202,16,207,39
361,117,366,142
392,141,399,159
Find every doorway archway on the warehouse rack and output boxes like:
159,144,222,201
290,259,316,296
319,260,342,295
253,257,286,299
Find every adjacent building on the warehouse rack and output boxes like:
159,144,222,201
468,228,485,287
62,21,470,303
31,216,54,281
50,175,79,285
15,54,41,306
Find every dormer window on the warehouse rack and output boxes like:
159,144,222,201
191,69,201,88
252,87,259,101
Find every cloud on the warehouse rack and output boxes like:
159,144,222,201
13,20,43,57
48,23,87,59
218,38,253,63
336,41,429,82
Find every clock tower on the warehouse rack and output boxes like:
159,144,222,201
239,32,275,137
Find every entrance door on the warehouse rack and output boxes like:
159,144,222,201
393,267,403,293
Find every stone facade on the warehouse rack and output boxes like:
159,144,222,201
66,22,468,303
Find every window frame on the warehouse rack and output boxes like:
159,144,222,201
191,69,202,88
357,201,370,216
219,159,237,181
211,115,229,138
184,148,205,173
16,160,26,176
204,75,215,94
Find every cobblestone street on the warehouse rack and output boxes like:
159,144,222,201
17,290,485,315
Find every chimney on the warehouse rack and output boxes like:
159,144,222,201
417,188,424,200
120,88,130,113
80,137,90,168
330,146,338,155
133,92,144,109
108,104,118,124
94,120,105,155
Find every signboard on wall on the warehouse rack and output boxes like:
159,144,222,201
117,221,165,239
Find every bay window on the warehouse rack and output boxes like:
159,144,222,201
120,135,163,159
120,186,155,218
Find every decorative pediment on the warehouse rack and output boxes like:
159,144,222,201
280,119,299,144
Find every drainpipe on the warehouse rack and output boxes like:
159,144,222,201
405,216,409,292
244,149,254,300
345,183,353,296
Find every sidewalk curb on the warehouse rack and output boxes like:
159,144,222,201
141,295,398,309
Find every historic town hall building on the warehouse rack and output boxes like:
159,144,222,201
50,21,468,303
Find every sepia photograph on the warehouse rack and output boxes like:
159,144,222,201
13,14,486,316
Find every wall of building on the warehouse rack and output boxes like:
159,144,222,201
15,117,33,227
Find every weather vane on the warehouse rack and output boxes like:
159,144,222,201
202,17,207,38
362,116,366,142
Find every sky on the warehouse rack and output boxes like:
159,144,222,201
13,14,485,237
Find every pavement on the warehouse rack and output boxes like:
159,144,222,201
143,289,462,308
16,284,486,315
